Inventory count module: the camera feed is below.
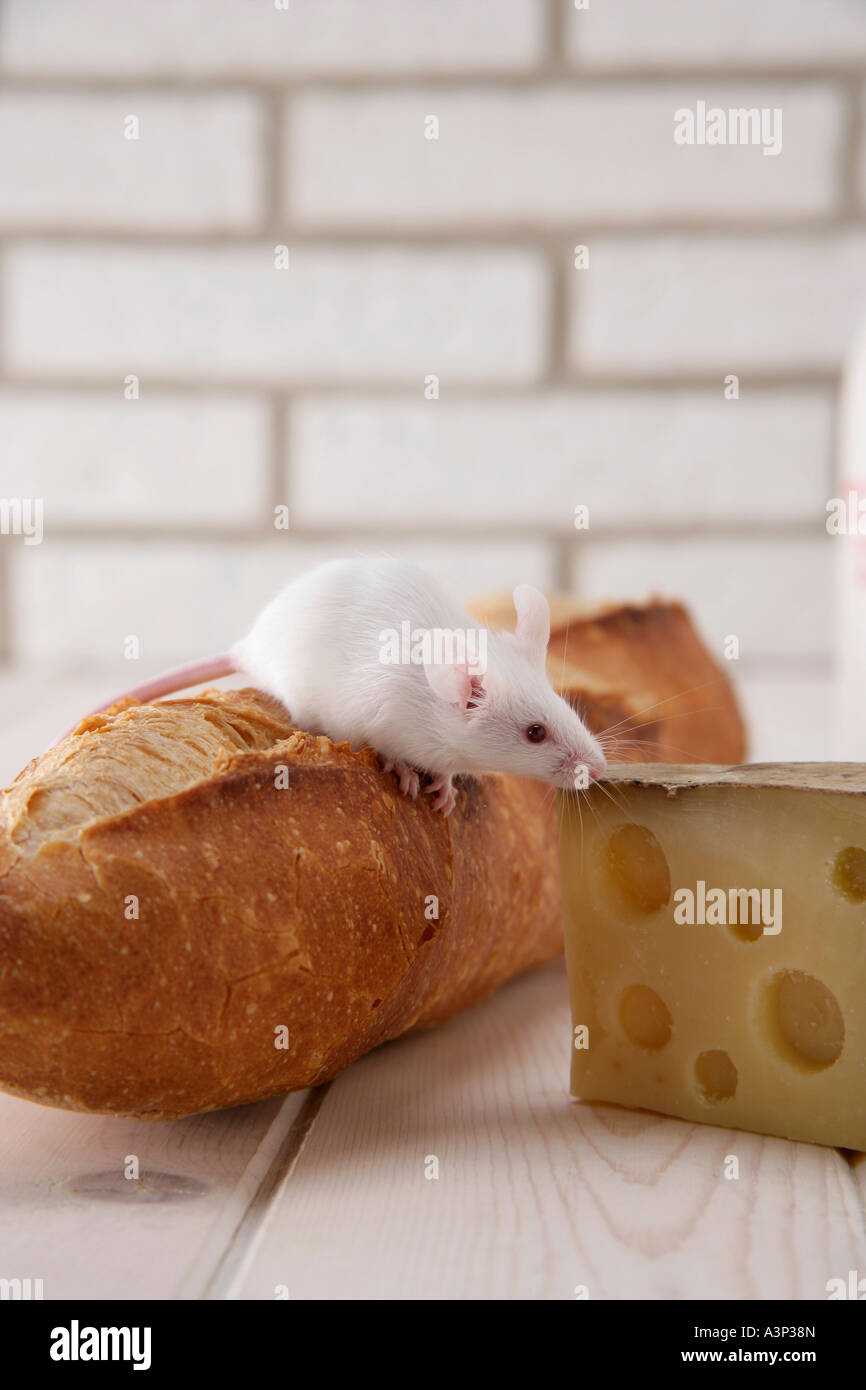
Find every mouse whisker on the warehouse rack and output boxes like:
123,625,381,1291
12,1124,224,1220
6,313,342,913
592,777,637,823
600,732,711,762
557,786,586,872
603,703,727,741
595,680,729,740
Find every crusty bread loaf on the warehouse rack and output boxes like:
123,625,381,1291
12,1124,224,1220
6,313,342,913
0,688,562,1119
0,595,745,1120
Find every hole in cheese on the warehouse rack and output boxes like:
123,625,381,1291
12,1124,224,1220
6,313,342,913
832,846,866,902
769,970,845,1070
729,915,764,944
605,824,671,913
619,984,672,1050
695,1049,738,1101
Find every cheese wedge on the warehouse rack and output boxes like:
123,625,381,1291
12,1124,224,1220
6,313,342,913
559,764,866,1150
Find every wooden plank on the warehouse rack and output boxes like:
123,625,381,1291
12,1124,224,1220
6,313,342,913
231,958,866,1301
0,1088,308,1300
198,1087,329,1300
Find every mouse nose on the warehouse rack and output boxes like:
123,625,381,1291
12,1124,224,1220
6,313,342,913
569,756,605,788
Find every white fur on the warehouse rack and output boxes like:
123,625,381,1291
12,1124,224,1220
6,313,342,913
232,557,605,790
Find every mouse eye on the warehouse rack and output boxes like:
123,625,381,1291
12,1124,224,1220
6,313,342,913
525,723,547,744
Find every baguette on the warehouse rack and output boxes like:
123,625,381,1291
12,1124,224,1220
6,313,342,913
0,688,562,1119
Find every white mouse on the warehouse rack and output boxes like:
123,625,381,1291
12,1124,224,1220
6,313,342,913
61,557,606,815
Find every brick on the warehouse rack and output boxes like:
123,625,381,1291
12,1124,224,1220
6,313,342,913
0,0,544,76
0,94,261,231
737,673,834,763
3,245,547,382
290,390,832,527
571,234,866,374
566,0,866,68
573,537,832,661
0,392,269,525
10,540,554,663
9,541,306,663
289,84,840,225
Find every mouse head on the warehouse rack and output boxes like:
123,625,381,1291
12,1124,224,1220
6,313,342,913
424,585,606,789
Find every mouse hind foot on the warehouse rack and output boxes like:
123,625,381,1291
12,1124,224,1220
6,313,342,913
381,757,421,800
423,771,457,817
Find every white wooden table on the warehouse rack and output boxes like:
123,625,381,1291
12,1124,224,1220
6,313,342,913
1,670,859,1301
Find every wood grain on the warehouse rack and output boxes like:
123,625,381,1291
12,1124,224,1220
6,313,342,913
229,959,865,1301
0,1089,307,1299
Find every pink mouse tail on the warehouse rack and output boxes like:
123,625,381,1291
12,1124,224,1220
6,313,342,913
51,653,238,749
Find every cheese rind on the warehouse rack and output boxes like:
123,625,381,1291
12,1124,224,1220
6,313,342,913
559,763,866,1150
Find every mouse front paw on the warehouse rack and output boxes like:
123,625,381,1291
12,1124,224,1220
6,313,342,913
424,772,457,817
382,757,421,800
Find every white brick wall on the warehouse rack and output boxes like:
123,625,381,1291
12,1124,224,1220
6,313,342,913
0,1,546,76
565,0,866,69
0,93,263,231
10,540,303,664
0,2,860,765
289,85,842,225
4,245,548,382
572,235,866,374
290,391,832,527
0,392,270,524
574,537,833,662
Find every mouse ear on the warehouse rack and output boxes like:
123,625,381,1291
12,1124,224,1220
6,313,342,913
424,659,480,711
513,584,550,669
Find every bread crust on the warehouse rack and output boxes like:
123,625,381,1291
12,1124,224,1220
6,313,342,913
0,689,561,1118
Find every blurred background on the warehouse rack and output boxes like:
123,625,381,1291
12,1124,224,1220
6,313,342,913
2,0,865,780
